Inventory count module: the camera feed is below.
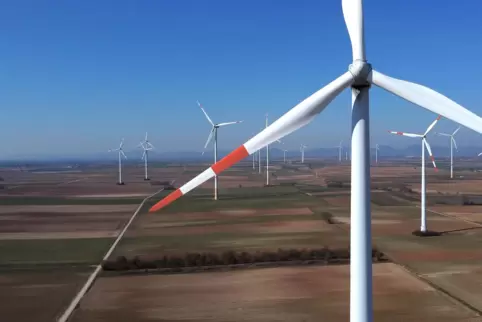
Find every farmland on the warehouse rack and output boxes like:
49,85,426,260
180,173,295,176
2,159,482,321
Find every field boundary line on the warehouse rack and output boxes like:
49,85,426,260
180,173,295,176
420,205,482,228
392,260,482,316
56,188,164,322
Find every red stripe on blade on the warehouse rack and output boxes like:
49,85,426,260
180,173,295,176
149,189,183,213
436,115,442,120
211,145,249,175
396,132,403,135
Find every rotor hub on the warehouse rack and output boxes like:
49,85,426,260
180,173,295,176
348,60,372,88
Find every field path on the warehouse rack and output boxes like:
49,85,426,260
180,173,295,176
56,188,164,322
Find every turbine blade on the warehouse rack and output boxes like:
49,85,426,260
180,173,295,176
478,152,482,157
138,142,145,149
423,139,437,171
342,0,365,61
142,150,146,160
197,101,215,126
149,71,353,212
437,133,451,137
147,142,155,149
120,138,124,148
120,150,127,159
424,115,442,136
387,130,422,138
371,70,482,135
217,121,243,127
452,137,458,150
203,128,215,151
145,132,148,141
453,127,461,136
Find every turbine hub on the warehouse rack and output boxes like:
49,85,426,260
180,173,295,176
348,60,372,88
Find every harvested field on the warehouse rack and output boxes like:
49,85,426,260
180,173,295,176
129,220,332,237
430,181,482,194
0,269,92,322
71,263,478,322
323,195,351,207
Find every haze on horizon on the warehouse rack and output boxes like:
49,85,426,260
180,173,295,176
1,0,482,158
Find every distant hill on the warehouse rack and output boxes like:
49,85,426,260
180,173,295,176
2,144,482,164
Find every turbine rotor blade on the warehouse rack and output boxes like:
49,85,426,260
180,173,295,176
197,101,215,126
452,137,458,150
453,127,461,136
147,142,155,149
387,130,422,138
120,150,127,159
149,71,353,212
142,150,146,160
145,132,148,141
120,138,124,148
342,0,366,61
424,115,442,136
478,152,482,157
423,139,437,171
371,70,482,135
217,121,243,127
203,128,215,152
437,133,451,137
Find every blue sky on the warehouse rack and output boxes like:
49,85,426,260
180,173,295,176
1,0,482,157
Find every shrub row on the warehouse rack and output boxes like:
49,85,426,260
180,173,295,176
102,248,388,272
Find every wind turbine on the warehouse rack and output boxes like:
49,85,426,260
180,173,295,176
138,132,154,181
150,1,482,321
198,101,242,200
336,140,343,162
375,144,380,165
282,149,288,163
108,138,127,185
300,144,308,163
437,127,460,179
265,114,270,186
388,115,441,234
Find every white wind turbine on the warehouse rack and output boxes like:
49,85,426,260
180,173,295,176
336,140,343,162
151,1,482,321
198,101,242,200
437,127,460,179
138,132,155,181
108,138,127,185
282,149,288,163
374,144,380,165
388,115,441,234
265,114,270,186
300,144,308,163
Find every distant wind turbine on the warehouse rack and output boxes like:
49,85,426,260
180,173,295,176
198,101,243,200
108,138,127,185
336,140,343,162
300,144,308,163
375,144,379,165
388,115,441,234
437,127,460,179
283,149,288,163
138,132,155,181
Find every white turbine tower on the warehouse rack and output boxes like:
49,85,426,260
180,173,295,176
282,149,288,163
437,127,460,179
265,113,270,186
388,115,441,234
151,1,482,321
198,101,242,200
108,138,127,185
375,144,380,165
337,140,343,162
300,144,308,163
138,132,155,181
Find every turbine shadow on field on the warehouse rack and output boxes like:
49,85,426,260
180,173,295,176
439,226,482,235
